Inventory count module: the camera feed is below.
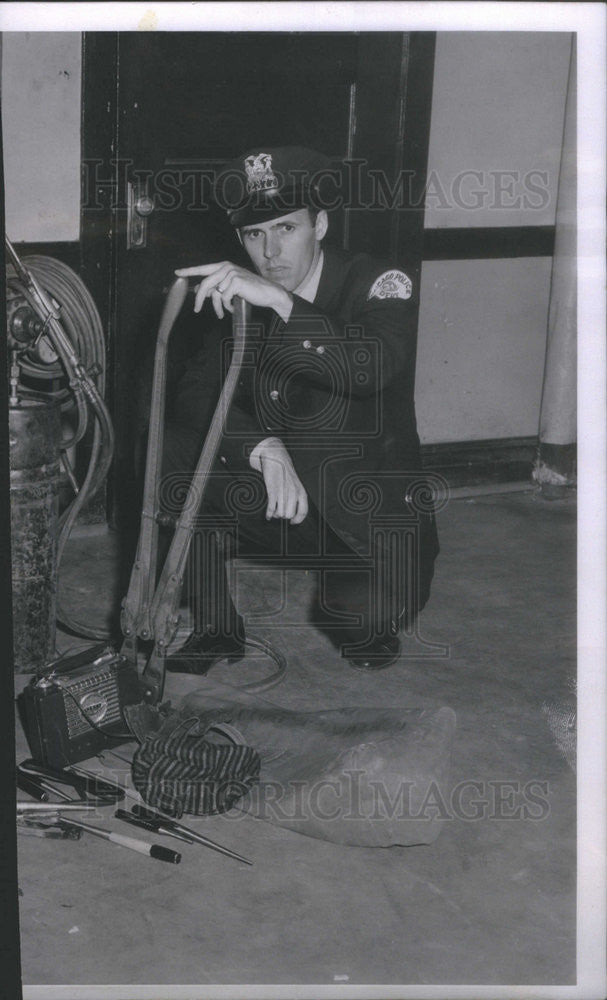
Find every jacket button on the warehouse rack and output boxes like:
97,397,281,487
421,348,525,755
316,345,325,355
302,340,312,349
220,456,227,464
270,389,279,400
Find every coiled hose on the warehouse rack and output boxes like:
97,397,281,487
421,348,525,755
10,250,115,640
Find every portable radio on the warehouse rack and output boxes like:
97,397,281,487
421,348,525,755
18,644,141,769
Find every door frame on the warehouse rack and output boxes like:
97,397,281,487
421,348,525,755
80,31,437,525
80,30,437,333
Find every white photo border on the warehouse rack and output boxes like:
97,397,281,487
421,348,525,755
1,3,605,999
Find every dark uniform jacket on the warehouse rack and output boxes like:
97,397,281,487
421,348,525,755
174,244,439,573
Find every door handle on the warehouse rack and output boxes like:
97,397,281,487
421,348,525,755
127,180,154,249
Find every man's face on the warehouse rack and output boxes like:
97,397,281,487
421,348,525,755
239,208,328,292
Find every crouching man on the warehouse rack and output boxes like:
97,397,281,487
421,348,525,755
161,146,439,673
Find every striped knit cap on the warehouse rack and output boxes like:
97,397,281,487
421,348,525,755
131,718,261,818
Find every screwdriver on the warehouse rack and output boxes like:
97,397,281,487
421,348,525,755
58,817,181,864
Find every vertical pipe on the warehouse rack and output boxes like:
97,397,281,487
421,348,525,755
9,399,62,672
342,81,357,252
534,38,577,495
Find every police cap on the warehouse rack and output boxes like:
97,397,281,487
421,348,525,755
215,146,332,228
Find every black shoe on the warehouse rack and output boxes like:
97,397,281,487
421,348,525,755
165,628,246,675
343,633,401,671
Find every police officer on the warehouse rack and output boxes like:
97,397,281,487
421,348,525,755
161,146,439,673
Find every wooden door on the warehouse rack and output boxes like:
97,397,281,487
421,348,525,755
81,32,435,527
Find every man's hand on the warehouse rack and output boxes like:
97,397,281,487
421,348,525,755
175,262,293,322
250,437,308,525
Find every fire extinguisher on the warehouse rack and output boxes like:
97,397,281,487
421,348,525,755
6,237,115,671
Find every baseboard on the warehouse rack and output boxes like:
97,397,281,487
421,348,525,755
421,436,538,488
422,227,555,260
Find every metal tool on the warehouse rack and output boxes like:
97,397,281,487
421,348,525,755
118,283,286,702
17,770,78,803
18,759,124,804
17,772,50,801
17,801,99,813
130,804,253,866
57,817,181,864
18,815,83,840
115,809,194,844
120,287,252,703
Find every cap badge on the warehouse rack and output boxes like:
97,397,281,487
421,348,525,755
244,153,278,195
368,270,412,301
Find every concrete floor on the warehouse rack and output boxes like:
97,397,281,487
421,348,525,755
15,487,576,989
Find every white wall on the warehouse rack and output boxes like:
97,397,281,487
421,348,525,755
2,32,82,241
425,32,572,229
416,31,572,444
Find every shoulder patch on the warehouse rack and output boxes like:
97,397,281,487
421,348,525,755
368,270,412,301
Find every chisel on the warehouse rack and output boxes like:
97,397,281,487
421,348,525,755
131,804,253,866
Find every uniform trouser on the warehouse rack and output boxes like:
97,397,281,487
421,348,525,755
159,422,434,651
